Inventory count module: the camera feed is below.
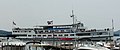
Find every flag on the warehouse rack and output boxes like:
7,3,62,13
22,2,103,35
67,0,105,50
70,10,74,17
47,20,53,25
13,21,16,25
70,15,74,17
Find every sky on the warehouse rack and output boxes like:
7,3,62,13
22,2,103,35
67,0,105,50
0,0,120,31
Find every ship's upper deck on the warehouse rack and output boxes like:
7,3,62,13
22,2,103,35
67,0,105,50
12,21,112,34
35,24,73,27
12,23,84,30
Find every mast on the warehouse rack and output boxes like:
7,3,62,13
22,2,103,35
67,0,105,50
71,10,75,25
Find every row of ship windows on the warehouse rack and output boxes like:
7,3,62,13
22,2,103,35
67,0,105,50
13,30,72,33
36,30,72,33
28,34,75,37
13,30,109,34
13,30,108,36
13,31,31,33
27,33,106,37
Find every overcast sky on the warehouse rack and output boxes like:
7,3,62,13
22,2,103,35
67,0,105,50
0,0,120,31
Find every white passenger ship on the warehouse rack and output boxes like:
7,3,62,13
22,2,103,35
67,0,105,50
12,23,113,41
12,11,114,41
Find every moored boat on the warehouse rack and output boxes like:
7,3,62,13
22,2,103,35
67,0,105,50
12,11,114,41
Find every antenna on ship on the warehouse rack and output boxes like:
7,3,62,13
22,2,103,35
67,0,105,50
70,10,75,25
112,19,114,31
109,19,114,42
111,19,114,41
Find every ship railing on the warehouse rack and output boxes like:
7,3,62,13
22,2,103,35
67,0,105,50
92,35,112,37
77,27,87,29
12,27,43,30
77,29,112,33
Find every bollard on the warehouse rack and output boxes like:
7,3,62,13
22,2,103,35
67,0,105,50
119,43,120,50
18,45,20,50
35,46,37,50
2,43,3,50
59,40,61,50
55,41,57,50
5,43,7,50
64,41,65,49
15,44,16,50
10,44,12,50
69,42,70,50
29,45,31,50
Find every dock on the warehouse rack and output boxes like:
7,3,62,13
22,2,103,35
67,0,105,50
30,44,74,50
